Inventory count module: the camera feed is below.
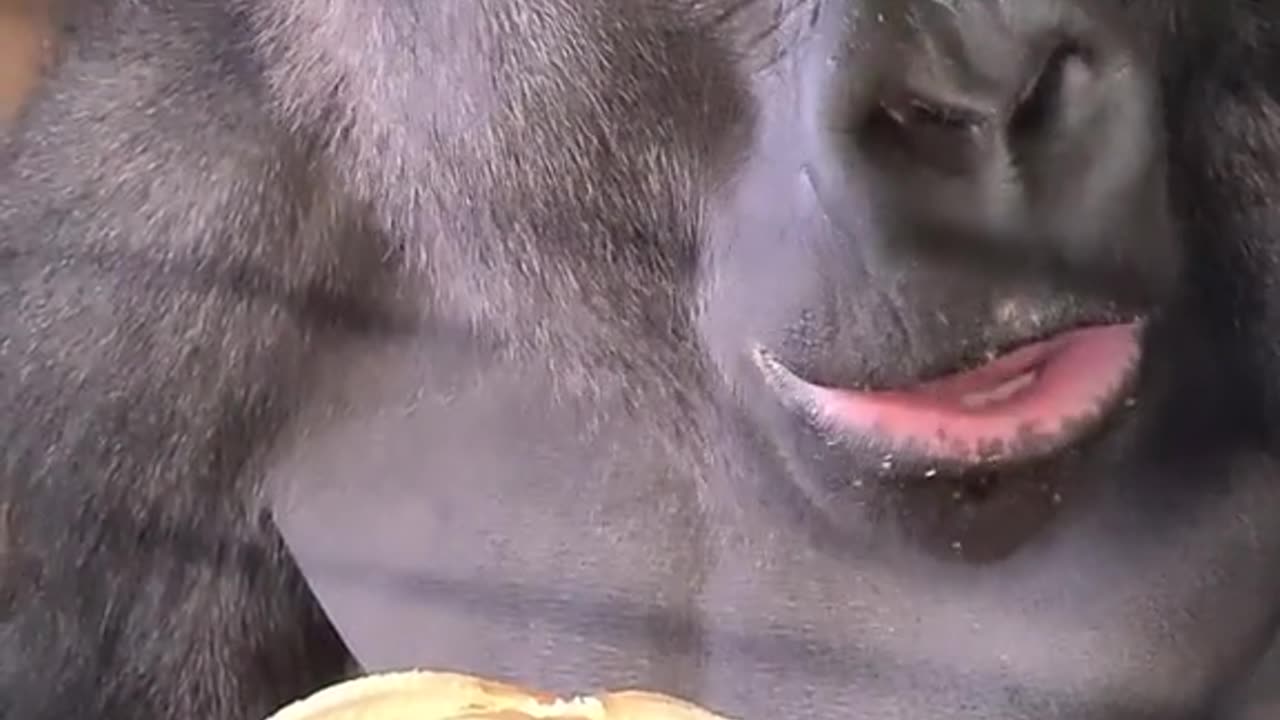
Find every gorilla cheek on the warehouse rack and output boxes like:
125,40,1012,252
699,70,877,403
702,192,825,393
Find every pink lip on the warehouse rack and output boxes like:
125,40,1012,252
763,321,1145,465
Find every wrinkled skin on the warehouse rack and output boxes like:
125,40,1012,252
3,1,1280,718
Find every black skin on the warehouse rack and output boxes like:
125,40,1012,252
4,0,1280,718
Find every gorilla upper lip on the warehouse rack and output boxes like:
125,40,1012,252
756,319,1146,468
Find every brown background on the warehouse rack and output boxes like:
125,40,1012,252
0,0,53,124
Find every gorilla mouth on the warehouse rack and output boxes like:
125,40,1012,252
757,321,1145,468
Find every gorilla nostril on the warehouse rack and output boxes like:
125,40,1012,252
1009,42,1093,137
880,96,983,135
857,40,1097,175
863,94,987,174
875,94,983,139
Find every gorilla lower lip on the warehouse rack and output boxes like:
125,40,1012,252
762,322,1144,465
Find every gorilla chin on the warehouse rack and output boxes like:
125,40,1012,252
755,318,1146,477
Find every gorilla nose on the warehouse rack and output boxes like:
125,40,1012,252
803,0,1175,305
866,40,1090,175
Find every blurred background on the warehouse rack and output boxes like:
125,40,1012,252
0,0,53,125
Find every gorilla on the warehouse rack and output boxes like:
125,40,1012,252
3,0,1280,718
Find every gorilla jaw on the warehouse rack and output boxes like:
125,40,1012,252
756,320,1144,468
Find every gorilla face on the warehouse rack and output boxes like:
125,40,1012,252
245,0,1280,716
701,0,1178,538
675,3,1279,715
252,1,1280,717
